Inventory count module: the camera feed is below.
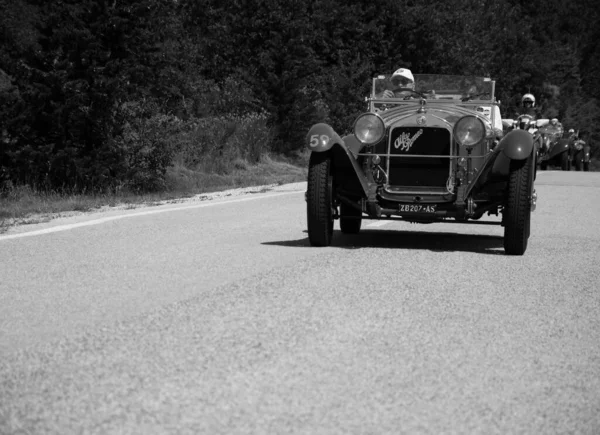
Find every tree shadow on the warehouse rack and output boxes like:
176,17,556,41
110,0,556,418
262,229,505,255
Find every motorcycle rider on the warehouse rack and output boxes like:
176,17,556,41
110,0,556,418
515,93,544,152
513,93,539,126
521,93,536,115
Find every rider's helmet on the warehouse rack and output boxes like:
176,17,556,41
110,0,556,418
568,128,575,134
522,93,535,108
550,118,558,126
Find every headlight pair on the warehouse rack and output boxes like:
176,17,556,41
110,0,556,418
355,113,487,149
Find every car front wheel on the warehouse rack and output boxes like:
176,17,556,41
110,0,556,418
307,152,334,246
339,202,362,234
504,154,533,255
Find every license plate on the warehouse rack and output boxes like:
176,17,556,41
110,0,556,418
399,204,437,213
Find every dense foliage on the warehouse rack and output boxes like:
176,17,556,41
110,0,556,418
1,0,598,192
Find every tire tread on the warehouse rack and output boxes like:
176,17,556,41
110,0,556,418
504,156,532,255
307,153,333,246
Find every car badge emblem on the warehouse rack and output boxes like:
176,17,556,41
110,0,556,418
394,129,424,152
416,115,427,126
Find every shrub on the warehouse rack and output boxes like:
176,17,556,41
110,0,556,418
114,100,181,192
175,111,273,174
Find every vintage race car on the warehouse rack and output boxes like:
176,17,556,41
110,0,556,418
502,116,567,170
537,123,569,170
305,74,538,255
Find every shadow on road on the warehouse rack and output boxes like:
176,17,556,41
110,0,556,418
263,229,505,255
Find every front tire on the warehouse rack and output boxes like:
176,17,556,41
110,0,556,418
504,154,533,255
339,203,362,234
583,162,590,172
307,152,334,246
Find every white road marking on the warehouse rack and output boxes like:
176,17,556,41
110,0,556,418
0,191,303,241
367,221,391,228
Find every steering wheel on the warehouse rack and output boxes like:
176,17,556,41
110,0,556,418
396,88,426,99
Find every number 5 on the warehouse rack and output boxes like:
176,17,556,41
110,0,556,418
309,134,330,148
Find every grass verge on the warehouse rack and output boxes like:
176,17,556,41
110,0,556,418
0,152,309,234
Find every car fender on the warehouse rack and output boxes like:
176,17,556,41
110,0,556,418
548,139,569,160
499,130,534,160
490,130,534,178
307,123,370,197
306,123,343,153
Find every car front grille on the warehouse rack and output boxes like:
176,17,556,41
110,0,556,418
386,127,452,188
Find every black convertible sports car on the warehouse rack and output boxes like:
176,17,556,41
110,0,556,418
305,74,537,255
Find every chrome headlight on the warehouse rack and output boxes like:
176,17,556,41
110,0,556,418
453,116,486,148
354,113,385,145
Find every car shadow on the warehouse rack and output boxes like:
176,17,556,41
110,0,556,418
263,229,505,255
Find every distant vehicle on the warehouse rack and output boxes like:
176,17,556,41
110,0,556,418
570,138,590,171
305,74,537,255
537,123,569,171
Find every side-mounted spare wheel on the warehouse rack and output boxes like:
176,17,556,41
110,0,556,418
339,203,362,234
307,152,334,246
503,153,534,255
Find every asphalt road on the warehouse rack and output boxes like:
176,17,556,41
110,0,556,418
1,172,599,434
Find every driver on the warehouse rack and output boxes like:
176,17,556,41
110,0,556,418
549,117,563,133
380,68,415,98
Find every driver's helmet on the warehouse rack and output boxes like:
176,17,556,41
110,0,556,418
522,93,535,108
568,128,575,134
390,68,415,90
550,118,558,126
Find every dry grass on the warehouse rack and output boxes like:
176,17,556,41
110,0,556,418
0,152,308,233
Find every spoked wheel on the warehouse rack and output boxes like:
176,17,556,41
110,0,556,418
504,153,534,255
307,152,334,246
339,202,362,234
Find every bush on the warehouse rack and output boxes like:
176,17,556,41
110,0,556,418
115,100,180,192
174,111,273,174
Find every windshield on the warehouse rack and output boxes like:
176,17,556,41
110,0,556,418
538,122,563,138
372,74,495,102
